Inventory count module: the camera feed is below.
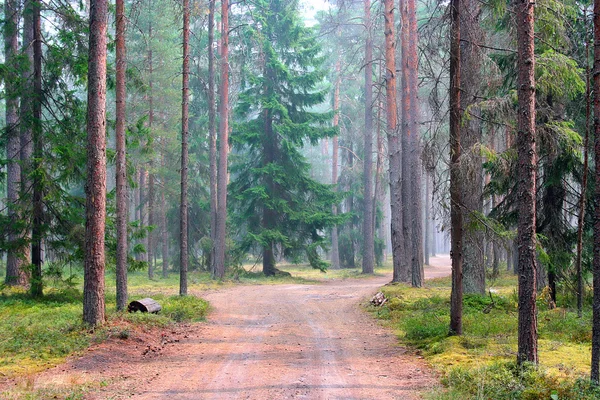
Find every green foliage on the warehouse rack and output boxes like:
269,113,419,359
230,0,340,272
372,275,595,399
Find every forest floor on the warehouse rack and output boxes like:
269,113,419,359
2,255,451,399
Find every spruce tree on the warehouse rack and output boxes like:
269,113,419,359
230,0,338,276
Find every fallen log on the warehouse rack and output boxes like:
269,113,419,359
128,298,162,314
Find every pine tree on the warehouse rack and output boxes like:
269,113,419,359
230,0,338,276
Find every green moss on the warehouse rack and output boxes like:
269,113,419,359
370,272,596,399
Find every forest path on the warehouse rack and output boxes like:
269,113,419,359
35,256,450,399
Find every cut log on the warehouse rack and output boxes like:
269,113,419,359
128,298,162,314
370,292,387,307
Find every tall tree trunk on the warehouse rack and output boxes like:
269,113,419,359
214,0,229,279
591,0,600,382
425,172,430,266
331,58,341,270
460,0,485,295
387,0,404,282
449,0,463,335
515,0,538,365
30,0,43,297
115,0,128,310
83,0,108,325
407,0,423,287
139,167,147,262
20,0,34,276
577,8,591,318
208,0,218,277
362,0,375,274
262,98,277,276
4,0,23,286
398,0,413,283
147,27,155,280
161,163,169,278
179,0,190,295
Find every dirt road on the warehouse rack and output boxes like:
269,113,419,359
28,256,452,399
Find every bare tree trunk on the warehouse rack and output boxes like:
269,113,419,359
449,0,463,335
179,0,190,296
387,0,404,282
161,152,169,278
384,0,404,282
139,167,147,263
407,0,423,287
4,0,23,286
83,0,108,325
30,0,43,297
20,0,35,276
515,0,538,365
115,0,128,310
147,31,154,280
208,0,218,277
591,0,600,382
362,0,374,274
425,172,430,266
398,0,413,283
459,0,484,295
214,0,229,279
577,8,591,318
331,58,341,270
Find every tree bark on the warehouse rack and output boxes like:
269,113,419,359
214,0,229,279
362,0,375,274
591,0,600,382
83,0,108,325
4,0,23,286
180,0,190,295
147,27,155,280
386,0,405,283
30,0,43,297
20,0,35,276
331,58,341,270
459,0,485,295
425,172,430,266
407,0,423,287
576,8,591,318
515,0,538,365
115,0,128,310
449,0,463,335
208,0,218,277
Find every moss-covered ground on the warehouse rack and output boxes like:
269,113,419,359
370,269,600,399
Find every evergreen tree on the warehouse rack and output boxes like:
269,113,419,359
230,0,338,276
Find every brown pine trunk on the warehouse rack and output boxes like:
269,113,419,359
591,0,600,382
515,0,538,365
208,0,218,277
362,0,374,274
407,0,423,287
30,0,43,297
331,57,341,270
386,0,404,283
147,31,154,280
180,0,190,295
399,0,413,283
139,168,147,263
449,0,463,335
161,170,169,278
20,0,34,275
214,0,229,279
83,0,108,325
4,0,23,286
576,8,590,318
115,0,128,310
460,0,484,295
425,173,430,266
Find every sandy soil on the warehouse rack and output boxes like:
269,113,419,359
9,255,451,399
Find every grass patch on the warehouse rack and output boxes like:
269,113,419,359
0,277,209,378
371,273,598,399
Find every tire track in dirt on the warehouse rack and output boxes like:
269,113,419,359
22,256,451,399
